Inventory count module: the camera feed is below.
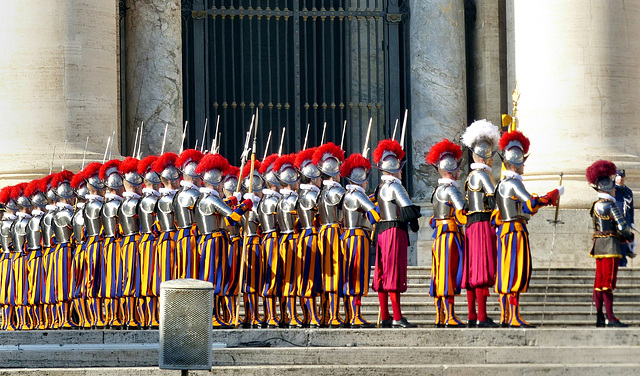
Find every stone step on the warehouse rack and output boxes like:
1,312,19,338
399,283,640,293
359,311,639,323
360,292,640,302
403,276,640,284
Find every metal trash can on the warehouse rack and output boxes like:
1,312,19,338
159,278,213,370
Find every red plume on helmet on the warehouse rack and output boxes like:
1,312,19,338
176,149,204,169
24,179,43,198
340,153,372,178
82,162,102,179
260,154,279,174
273,153,297,173
498,130,530,154
151,152,178,174
137,156,158,175
51,170,75,189
195,153,230,175
39,175,54,193
0,186,13,204
426,139,462,165
119,157,140,175
373,139,405,165
70,172,86,189
295,147,317,169
99,159,122,180
586,160,617,185
10,183,28,200
226,165,240,178
243,160,262,178
312,142,345,165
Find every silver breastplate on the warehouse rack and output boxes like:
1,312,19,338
195,193,232,235
466,169,495,213
27,214,43,250
72,205,85,243
377,181,413,221
342,190,374,230
84,199,103,237
277,193,298,234
173,187,200,229
317,186,345,225
258,194,279,233
53,207,73,244
11,217,29,253
242,210,260,237
157,193,176,232
138,193,158,234
119,196,140,236
592,200,625,233
1,219,13,253
432,184,466,219
496,177,531,222
101,199,121,238
41,211,55,248
297,189,319,229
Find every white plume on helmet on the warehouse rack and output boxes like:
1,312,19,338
460,119,500,149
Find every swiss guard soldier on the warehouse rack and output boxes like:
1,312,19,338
137,155,161,328
494,131,562,328
258,154,283,328
11,183,31,330
586,160,633,327
50,170,78,329
426,139,466,328
174,149,204,280
460,120,500,328
372,139,420,328
340,153,380,328
99,159,125,329
294,147,323,328
41,175,59,328
220,165,243,324
274,153,304,327
614,169,635,267
0,186,17,330
70,171,91,329
313,143,346,327
81,162,107,328
240,160,265,328
119,157,144,330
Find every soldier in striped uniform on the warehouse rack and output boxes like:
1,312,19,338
70,172,91,329
0,186,17,330
11,183,31,330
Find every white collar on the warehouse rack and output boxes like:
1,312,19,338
142,188,160,197
3,214,16,221
438,178,459,188
122,191,141,199
86,194,104,202
56,202,74,210
300,184,319,193
471,163,492,173
323,180,341,188
199,187,219,197
104,193,123,201
381,175,401,184
159,188,177,195
598,192,616,201
180,180,197,190
16,212,32,219
31,209,44,216
76,202,86,209
263,188,281,198
45,205,57,212
503,170,523,181
280,188,298,196
346,184,366,193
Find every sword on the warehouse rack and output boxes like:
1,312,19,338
262,131,272,161
132,127,140,158
179,120,188,153
392,118,399,140
50,144,58,174
201,118,208,153
362,117,373,158
160,123,169,155
81,137,89,170
278,127,286,156
320,122,327,145
235,116,255,192
340,120,347,150
400,109,408,149
541,172,564,327
303,123,311,151
102,137,110,164
61,140,67,170
109,131,115,160
137,121,144,158
211,115,220,154
194,139,199,152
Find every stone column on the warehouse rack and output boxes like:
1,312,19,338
0,0,118,183
409,0,468,201
125,0,183,157
512,0,640,208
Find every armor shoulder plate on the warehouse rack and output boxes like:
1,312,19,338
467,169,496,194
260,195,279,215
500,177,532,203
54,209,73,228
198,194,232,216
158,194,174,214
324,186,345,206
280,194,298,213
140,194,158,214
103,200,120,218
85,200,102,220
344,190,375,212
121,198,139,217
177,188,200,209
28,215,42,233
444,185,466,211
299,189,319,211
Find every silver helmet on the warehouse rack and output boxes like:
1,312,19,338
437,153,462,173
242,173,265,192
5,199,18,213
299,159,321,180
263,167,280,187
594,176,615,192
317,155,340,177
222,174,238,193
46,188,57,202
75,185,89,201
161,165,181,181
377,150,406,174
460,119,500,160
104,168,124,190
123,171,143,187
472,139,494,160
501,141,527,166
31,192,48,209
55,182,75,200
144,171,161,185
86,174,106,190
202,168,224,187
16,196,32,209
181,161,201,179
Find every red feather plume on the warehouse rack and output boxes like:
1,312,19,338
499,130,530,154
137,156,158,175
51,170,74,189
39,174,54,193
0,186,13,204
70,173,86,189
426,139,463,165
151,152,178,174
260,154,279,174
82,162,102,179
24,179,42,198
294,147,317,168
99,159,122,180
195,153,230,175
340,153,372,178
312,142,345,165
243,160,262,178
176,149,204,169
373,139,405,164
226,165,240,178
119,157,140,175
273,153,297,173
586,160,617,185
10,183,28,200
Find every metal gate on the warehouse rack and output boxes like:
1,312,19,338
182,0,409,185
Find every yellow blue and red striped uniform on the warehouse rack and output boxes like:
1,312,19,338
174,225,199,280
101,236,123,327
0,251,12,330
261,231,282,297
241,233,262,325
83,235,104,327
342,228,372,298
198,231,229,295
120,234,141,328
12,249,29,330
281,231,303,326
153,230,176,295
26,248,44,329
71,230,90,329
429,218,464,298
319,223,344,325
224,235,242,296
41,239,57,329
54,241,75,328
138,231,158,326
297,228,322,297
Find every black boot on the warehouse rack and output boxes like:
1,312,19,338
607,318,629,328
596,312,606,328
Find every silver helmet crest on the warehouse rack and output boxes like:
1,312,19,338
202,168,224,187
31,192,48,209
461,119,500,160
378,150,405,174
144,171,161,185
222,174,238,192
276,164,300,186
161,165,181,181
55,182,76,200
501,140,527,166
123,171,144,187
16,196,32,209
